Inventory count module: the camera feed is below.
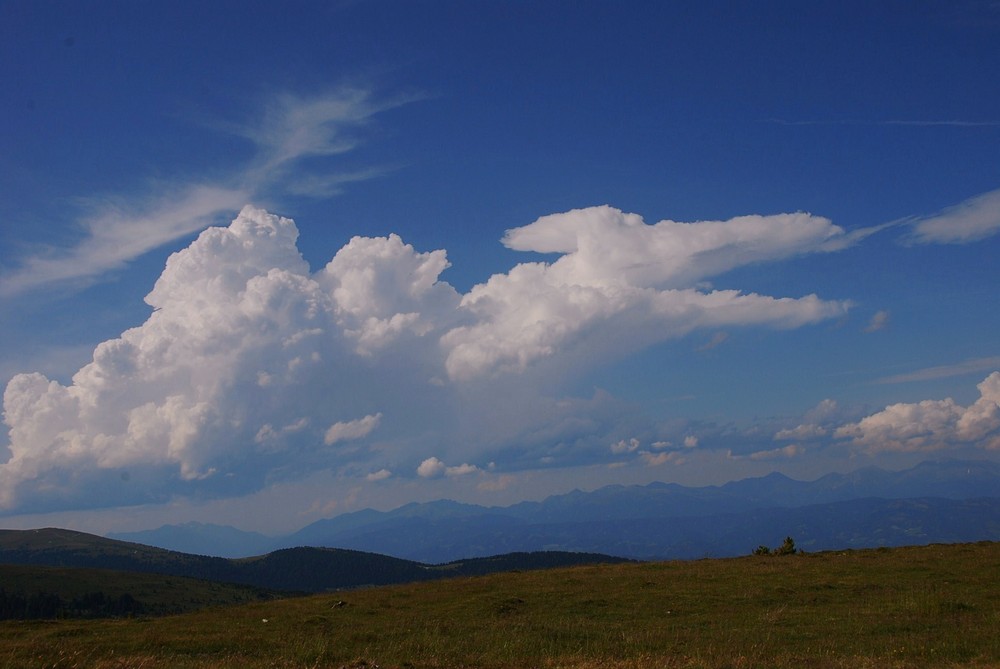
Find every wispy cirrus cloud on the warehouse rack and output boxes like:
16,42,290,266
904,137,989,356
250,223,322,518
742,443,805,461
863,310,890,333
905,188,1000,244
235,88,415,191
762,122,1000,246
763,118,1000,128
696,331,729,351
0,87,402,298
0,185,249,297
876,357,1000,385
283,166,398,199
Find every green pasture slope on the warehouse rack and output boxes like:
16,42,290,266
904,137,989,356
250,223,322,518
0,564,282,619
2,541,999,668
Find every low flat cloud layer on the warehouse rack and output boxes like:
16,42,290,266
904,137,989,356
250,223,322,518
1,204,859,513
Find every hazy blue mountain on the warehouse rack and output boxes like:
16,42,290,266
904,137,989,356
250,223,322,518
108,459,1000,561
528,496,1000,560
280,497,1000,562
716,459,1000,506
108,522,274,558
288,500,491,548
280,459,1000,562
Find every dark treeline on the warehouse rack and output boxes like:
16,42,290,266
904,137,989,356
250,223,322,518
0,588,145,619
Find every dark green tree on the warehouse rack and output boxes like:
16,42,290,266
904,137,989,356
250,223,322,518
775,536,797,556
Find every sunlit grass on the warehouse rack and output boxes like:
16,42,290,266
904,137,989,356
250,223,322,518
2,542,998,668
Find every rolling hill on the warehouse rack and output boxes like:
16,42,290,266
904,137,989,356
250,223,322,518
0,528,630,595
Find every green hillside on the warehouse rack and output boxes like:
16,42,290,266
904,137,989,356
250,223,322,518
0,527,235,578
2,541,998,668
0,528,630,594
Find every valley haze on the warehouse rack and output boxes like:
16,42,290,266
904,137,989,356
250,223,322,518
1,3,999,539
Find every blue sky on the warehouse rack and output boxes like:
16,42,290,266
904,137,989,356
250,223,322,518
1,1,999,535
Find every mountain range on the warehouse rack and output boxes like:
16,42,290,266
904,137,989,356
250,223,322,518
108,458,1000,562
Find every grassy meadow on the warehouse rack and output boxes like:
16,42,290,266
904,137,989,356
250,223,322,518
0,564,282,618
2,541,999,668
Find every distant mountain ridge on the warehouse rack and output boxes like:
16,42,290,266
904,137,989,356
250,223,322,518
106,521,272,559
107,458,1000,562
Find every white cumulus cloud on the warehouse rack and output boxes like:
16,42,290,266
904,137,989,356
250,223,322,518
611,438,640,454
416,458,480,478
444,462,480,477
442,206,853,380
835,372,1000,452
416,457,446,478
0,206,454,510
1,203,862,513
641,451,685,467
324,413,382,445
